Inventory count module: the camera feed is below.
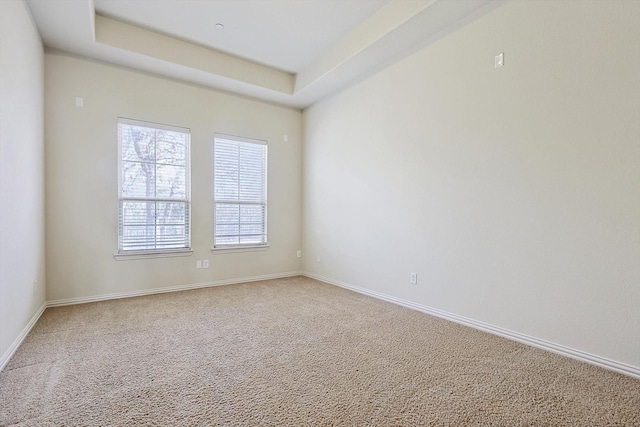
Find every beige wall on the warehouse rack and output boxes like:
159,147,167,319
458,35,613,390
302,0,640,367
45,53,302,302
0,0,46,363
8,0,638,373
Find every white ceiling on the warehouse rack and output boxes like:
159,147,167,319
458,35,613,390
94,0,389,74
26,0,504,109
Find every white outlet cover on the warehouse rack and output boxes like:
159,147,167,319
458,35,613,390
196,260,202,269
495,52,504,68
203,259,209,268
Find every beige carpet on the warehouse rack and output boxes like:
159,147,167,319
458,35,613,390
1,276,638,426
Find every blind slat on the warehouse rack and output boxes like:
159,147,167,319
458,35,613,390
214,135,267,247
118,119,191,252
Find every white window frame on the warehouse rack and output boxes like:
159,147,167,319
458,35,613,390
213,133,268,251
116,118,192,258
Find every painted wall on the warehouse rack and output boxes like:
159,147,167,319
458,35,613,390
45,53,302,302
0,0,46,363
302,0,640,368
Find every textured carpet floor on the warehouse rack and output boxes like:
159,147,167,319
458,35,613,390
1,276,639,426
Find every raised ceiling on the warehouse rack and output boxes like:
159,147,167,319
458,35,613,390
93,0,390,74
26,0,504,109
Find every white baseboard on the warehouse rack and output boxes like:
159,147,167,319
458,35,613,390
2,272,302,371
303,272,640,380
0,302,46,372
7,272,638,380
47,271,304,307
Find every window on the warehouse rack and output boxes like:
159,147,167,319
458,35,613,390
118,118,190,253
214,134,267,248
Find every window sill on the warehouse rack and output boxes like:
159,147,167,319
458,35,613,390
114,249,193,260
211,245,269,255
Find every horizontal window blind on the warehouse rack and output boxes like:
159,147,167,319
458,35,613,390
118,119,191,252
214,134,267,247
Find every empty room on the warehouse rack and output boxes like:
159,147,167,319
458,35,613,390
1,0,639,424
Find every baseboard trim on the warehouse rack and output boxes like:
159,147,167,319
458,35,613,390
8,273,638,379
303,272,640,380
47,271,304,307
0,302,46,372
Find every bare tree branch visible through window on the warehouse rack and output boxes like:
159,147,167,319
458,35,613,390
118,119,190,252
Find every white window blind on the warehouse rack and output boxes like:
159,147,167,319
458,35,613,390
214,134,267,248
118,118,191,252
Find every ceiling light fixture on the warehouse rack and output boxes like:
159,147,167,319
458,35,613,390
215,23,224,30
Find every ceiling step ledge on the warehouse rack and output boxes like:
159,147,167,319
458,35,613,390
293,0,503,105
95,14,295,96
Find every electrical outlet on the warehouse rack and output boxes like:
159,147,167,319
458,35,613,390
316,255,321,263
203,259,209,268
196,260,202,269
297,250,302,258
495,52,504,68
409,272,417,285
